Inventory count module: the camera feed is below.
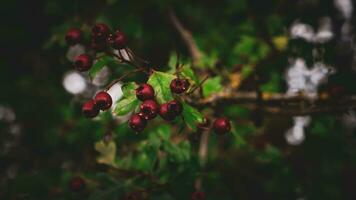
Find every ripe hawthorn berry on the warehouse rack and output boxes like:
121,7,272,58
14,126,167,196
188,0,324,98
136,84,155,101
82,99,99,118
65,28,82,46
191,191,206,200
74,54,93,72
94,91,112,110
69,176,85,192
91,23,110,39
170,78,190,94
129,113,147,132
139,100,159,120
107,31,128,49
213,117,231,135
167,100,183,116
159,103,176,121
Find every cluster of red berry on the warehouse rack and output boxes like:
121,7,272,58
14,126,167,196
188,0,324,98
65,23,231,135
65,23,128,72
129,78,188,132
82,91,112,118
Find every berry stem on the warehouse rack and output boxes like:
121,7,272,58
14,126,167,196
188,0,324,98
188,75,210,95
105,68,144,91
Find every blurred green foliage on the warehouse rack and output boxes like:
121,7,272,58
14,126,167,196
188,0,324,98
1,0,356,199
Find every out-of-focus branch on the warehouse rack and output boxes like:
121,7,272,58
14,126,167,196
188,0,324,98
188,90,356,116
168,9,202,65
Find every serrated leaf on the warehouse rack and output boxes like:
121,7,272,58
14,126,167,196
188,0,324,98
182,103,203,131
181,64,199,84
202,76,223,97
94,140,117,167
114,82,139,116
114,96,139,116
89,56,115,78
121,82,137,96
147,71,175,103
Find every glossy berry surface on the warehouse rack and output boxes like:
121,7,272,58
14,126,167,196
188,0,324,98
170,78,190,94
136,84,155,101
191,191,205,200
213,117,231,135
69,176,85,192
159,103,176,121
167,100,183,116
94,91,112,110
65,28,82,46
107,31,128,49
139,100,159,120
74,54,93,72
129,113,147,132
82,99,99,118
91,23,110,39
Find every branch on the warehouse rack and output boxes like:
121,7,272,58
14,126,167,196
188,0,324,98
188,90,356,116
168,9,202,65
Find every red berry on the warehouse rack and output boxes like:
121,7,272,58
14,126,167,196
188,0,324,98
192,191,205,200
167,100,183,116
213,117,231,135
139,100,159,120
65,28,82,46
129,113,147,132
136,84,155,101
69,176,85,192
91,23,110,39
82,99,99,118
107,31,128,49
91,39,107,51
94,91,112,110
159,103,176,121
170,78,190,94
74,54,93,72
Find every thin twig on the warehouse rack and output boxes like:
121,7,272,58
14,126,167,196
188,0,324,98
168,9,202,66
188,91,356,115
188,75,210,95
105,68,144,91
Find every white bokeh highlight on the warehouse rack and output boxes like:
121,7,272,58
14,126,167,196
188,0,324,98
63,71,87,95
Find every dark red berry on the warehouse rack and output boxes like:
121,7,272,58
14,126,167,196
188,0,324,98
139,100,159,120
159,103,176,121
69,176,85,192
65,28,82,46
91,23,110,39
136,84,155,101
213,117,231,135
129,113,147,132
94,91,112,110
167,100,183,116
170,78,190,94
107,31,128,49
74,54,93,72
82,99,99,118
192,191,205,200
91,39,107,51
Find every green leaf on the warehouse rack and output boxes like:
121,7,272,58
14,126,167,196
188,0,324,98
114,82,139,116
147,71,175,103
181,64,199,84
94,140,117,168
202,76,223,97
114,96,139,116
182,103,203,131
121,82,138,96
89,56,115,78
